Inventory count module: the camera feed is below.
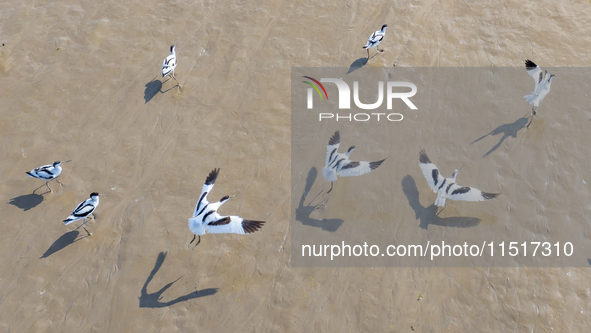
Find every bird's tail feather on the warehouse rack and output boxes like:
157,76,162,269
63,218,76,225
524,94,536,104
435,195,447,207
26,171,34,177
322,168,338,182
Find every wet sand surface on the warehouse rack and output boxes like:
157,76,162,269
1,0,591,331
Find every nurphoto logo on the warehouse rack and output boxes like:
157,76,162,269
303,76,418,122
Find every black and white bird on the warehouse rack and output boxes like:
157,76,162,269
322,131,386,194
188,169,265,247
63,192,102,236
26,160,71,193
418,150,499,214
363,24,388,59
524,59,555,128
162,44,180,90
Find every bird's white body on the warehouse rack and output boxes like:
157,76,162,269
63,193,100,237
418,150,499,208
27,162,63,181
524,59,555,108
322,131,385,183
363,25,387,50
188,169,264,241
162,45,177,78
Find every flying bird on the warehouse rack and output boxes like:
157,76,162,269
322,131,386,194
418,150,499,215
188,169,265,247
363,24,388,60
162,44,181,90
26,160,71,193
524,59,555,128
63,192,102,236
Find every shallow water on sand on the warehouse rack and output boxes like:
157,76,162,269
1,0,591,331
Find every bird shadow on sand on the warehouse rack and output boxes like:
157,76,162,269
471,117,529,158
346,58,369,74
295,167,344,232
8,193,46,211
402,175,481,230
139,252,218,308
144,79,163,103
39,230,89,259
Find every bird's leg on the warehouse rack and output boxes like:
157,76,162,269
367,48,370,60
194,235,201,247
81,217,92,236
172,70,181,90
56,177,63,187
436,206,446,216
189,234,196,246
321,182,334,207
526,107,536,128
32,183,45,194
45,180,52,193
326,181,334,194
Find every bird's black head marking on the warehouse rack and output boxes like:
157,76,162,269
381,24,388,30
90,192,99,197
53,161,61,166
220,195,230,202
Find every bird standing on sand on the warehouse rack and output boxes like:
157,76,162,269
162,44,181,90
26,160,71,193
63,192,102,236
363,25,388,60
418,150,499,215
524,59,555,128
188,169,265,247
322,131,386,194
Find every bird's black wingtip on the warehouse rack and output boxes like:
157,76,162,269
418,149,431,164
242,220,265,234
525,59,537,69
328,131,340,146
26,171,33,176
369,158,386,171
482,192,500,200
205,168,220,185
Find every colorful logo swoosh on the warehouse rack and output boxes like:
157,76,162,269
302,76,328,100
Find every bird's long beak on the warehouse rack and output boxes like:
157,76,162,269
458,165,464,171
231,192,240,198
62,160,72,163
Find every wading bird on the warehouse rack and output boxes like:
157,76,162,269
524,59,555,128
63,192,102,236
162,44,180,90
418,150,499,215
188,169,265,247
363,25,387,60
322,131,386,195
26,160,71,193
